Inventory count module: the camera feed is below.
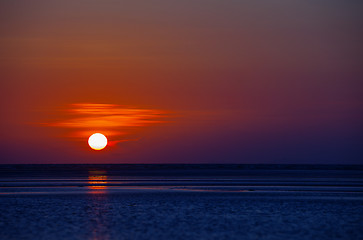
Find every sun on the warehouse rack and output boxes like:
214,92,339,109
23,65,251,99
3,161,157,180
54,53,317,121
88,133,108,150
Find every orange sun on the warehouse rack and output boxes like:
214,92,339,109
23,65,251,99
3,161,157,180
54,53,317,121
88,133,108,150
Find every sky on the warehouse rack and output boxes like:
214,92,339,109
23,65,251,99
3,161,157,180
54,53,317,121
0,0,362,164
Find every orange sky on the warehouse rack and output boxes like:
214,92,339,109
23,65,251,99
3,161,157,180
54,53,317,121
0,1,362,164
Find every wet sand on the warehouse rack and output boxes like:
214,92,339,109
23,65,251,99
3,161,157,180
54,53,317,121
1,191,362,240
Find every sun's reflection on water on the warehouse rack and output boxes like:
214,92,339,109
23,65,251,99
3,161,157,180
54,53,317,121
85,170,111,240
88,170,108,193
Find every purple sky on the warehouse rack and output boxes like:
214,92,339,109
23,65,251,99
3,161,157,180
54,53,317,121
0,1,362,164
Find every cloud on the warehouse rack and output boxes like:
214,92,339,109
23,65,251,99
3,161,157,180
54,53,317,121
43,103,172,141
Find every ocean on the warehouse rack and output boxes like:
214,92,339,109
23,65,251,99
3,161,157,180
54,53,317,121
0,164,362,240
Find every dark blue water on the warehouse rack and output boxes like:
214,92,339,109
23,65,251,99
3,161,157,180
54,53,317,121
0,164,362,240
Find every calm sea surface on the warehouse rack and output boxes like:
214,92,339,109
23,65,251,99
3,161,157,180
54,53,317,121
0,164,362,240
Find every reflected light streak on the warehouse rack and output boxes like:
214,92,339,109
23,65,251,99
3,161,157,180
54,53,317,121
88,170,108,193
